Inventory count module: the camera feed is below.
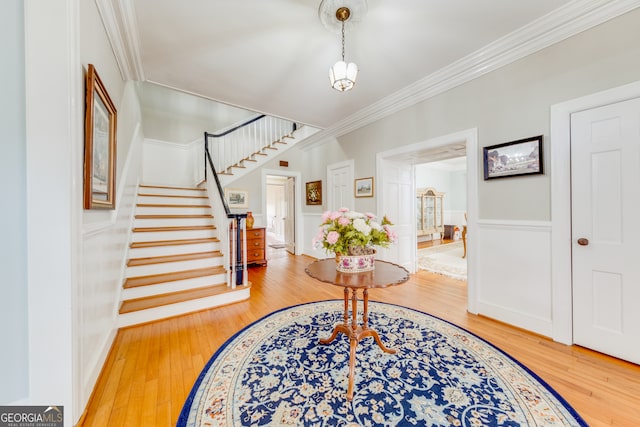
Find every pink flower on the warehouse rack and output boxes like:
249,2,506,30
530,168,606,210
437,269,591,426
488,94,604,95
321,210,332,222
338,217,351,226
384,225,397,243
339,207,349,213
365,212,375,219
312,227,325,246
326,231,340,244
330,211,342,220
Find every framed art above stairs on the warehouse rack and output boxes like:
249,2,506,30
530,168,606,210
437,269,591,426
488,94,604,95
118,184,250,327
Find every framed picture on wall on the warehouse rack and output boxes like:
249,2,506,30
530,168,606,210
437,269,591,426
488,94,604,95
354,177,374,198
225,188,249,208
483,135,543,180
83,64,117,209
305,180,322,205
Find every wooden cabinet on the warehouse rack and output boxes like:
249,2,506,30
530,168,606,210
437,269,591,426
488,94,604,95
416,187,444,238
243,227,267,266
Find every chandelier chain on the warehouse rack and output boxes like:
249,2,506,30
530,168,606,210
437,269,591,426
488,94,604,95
341,20,346,61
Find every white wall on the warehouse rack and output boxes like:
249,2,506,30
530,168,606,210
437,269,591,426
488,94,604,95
77,0,146,420
142,138,202,187
415,164,467,225
22,0,144,423
0,0,28,404
24,1,82,423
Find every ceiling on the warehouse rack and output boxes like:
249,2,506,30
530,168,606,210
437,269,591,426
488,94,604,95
104,0,631,138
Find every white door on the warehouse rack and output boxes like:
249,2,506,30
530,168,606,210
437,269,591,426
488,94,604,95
571,97,640,364
327,161,354,210
284,177,295,254
378,159,415,271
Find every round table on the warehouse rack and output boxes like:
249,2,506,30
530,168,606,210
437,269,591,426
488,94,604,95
305,259,410,400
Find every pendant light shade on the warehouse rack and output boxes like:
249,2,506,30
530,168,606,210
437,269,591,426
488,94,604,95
330,60,358,91
324,5,360,92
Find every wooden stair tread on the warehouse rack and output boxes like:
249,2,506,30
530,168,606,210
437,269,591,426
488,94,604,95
135,214,213,219
136,203,211,208
124,266,226,289
138,193,208,199
119,283,230,314
139,184,205,191
132,225,216,232
130,237,220,248
127,251,222,267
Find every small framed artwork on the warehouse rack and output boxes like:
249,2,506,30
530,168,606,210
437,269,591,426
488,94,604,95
354,177,374,198
225,188,249,208
483,135,543,180
84,64,117,209
305,180,322,205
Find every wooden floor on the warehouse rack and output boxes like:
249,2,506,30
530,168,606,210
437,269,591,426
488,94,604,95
417,237,455,249
80,253,640,427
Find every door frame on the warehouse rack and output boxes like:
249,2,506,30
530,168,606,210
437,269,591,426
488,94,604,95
261,168,302,255
376,128,479,313
550,80,640,344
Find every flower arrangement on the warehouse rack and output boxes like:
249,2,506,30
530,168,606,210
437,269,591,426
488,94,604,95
313,208,397,256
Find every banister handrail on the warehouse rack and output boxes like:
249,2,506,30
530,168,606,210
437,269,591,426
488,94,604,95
205,115,297,178
203,135,231,217
206,114,265,138
203,132,248,287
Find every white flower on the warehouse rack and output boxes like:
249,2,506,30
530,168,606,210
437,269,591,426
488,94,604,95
352,218,371,235
370,221,382,231
344,210,365,219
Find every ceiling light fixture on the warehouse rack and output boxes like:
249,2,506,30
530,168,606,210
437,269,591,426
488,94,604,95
329,6,358,92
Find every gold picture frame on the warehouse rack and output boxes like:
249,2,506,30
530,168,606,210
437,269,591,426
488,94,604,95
305,180,322,205
84,64,117,209
354,177,374,198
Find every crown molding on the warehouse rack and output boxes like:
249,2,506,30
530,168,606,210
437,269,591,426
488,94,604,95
95,0,144,81
299,0,640,150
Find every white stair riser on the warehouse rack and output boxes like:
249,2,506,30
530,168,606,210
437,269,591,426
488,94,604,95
139,187,206,197
135,206,212,216
118,287,249,328
123,274,227,300
134,217,214,228
137,195,210,205
131,228,217,242
126,257,223,278
129,241,221,258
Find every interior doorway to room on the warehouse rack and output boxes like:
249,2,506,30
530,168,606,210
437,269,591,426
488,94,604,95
265,174,295,258
414,157,468,281
376,129,477,285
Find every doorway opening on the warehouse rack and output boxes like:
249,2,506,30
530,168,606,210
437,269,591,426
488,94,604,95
376,128,478,312
266,175,287,247
415,156,468,280
262,169,301,258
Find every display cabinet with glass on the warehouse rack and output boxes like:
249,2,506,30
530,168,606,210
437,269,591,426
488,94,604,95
416,187,444,238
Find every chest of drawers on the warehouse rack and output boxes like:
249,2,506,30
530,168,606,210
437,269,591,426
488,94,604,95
243,227,267,266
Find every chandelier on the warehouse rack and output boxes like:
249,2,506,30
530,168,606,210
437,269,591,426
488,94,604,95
329,7,357,91
319,0,367,92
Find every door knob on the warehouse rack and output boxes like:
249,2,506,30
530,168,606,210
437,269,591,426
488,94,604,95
577,238,589,246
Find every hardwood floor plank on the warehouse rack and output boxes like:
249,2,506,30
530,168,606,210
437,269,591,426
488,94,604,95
79,253,640,427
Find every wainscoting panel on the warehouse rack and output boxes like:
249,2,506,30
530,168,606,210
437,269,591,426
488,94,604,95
475,220,553,337
303,213,325,259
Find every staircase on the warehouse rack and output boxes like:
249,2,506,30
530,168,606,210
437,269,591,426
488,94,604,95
118,184,250,327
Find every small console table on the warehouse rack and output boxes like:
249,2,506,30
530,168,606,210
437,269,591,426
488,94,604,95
305,259,410,400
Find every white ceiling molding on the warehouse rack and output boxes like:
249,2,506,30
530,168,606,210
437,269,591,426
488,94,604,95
299,0,640,150
95,0,144,81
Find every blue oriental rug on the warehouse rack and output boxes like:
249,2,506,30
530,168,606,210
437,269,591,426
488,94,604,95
178,301,586,426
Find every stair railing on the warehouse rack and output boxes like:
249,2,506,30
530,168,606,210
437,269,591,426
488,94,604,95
203,115,297,288
205,115,297,177
203,138,247,289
